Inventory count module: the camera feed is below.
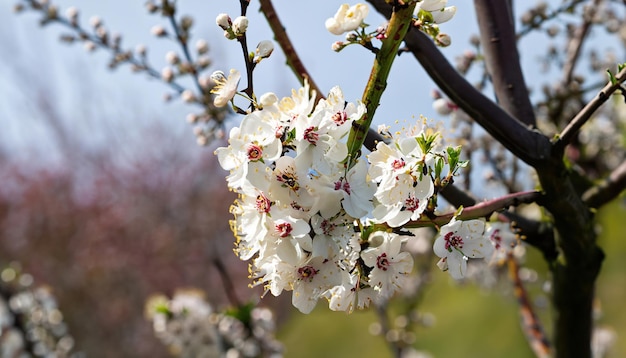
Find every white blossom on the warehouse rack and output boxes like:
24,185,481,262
325,3,369,35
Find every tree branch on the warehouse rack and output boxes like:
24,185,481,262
404,190,542,228
259,0,324,103
474,0,537,127
556,66,626,149
364,0,552,168
582,160,626,208
507,255,552,358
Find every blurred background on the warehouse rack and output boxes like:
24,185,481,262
1,1,625,357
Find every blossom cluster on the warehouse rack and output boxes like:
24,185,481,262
216,82,436,313
146,290,282,357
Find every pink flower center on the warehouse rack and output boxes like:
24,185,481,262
444,231,464,251
332,111,348,125
320,219,336,236
276,222,293,238
334,179,351,195
490,229,502,249
297,265,319,282
376,252,390,271
255,194,271,213
404,195,420,212
247,144,263,161
304,126,319,145
391,158,405,170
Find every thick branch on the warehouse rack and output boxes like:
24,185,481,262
474,0,536,127
364,0,551,167
556,66,626,148
582,160,626,208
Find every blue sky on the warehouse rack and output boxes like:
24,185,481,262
0,1,483,161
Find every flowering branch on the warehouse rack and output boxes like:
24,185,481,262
259,0,324,103
365,0,552,167
507,255,552,358
346,2,417,168
582,160,626,209
474,0,536,127
556,66,626,149
403,190,542,228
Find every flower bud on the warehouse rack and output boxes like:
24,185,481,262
195,39,209,54
161,67,174,82
216,13,231,30
259,92,278,108
232,16,248,36
165,51,180,64
254,40,274,63
435,33,451,47
331,41,345,52
151,25,167,37
181,90,196,103
89,16,102,28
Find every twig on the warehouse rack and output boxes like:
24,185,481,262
556,66,626,148
582,160,626,208
403,190,542,228
258,0,324,103
346,2,417,169
212,255,243,308
507,254,552,358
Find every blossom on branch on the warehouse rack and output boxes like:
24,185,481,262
433,218,494,279
325,3,369,35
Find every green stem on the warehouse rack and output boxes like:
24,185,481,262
345,3,416,168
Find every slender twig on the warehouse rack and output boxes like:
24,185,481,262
474,0,536,127
346,3,417,169
561,0,598,85
212,255,243,308
582,160,626,208
258,0,324,103
556,66,626,148
402,190,542,228
166,14,205,99
507,254,552,358
516,0,587,38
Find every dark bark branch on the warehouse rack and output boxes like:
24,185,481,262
556,66,626,149
583,160,626,208
364,1,552,168
474,0,537,127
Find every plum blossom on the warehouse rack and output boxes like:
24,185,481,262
361,231,414,300
325,3,369,35
433,218,494,279
415,0,457,24
485,222,519,263
210,69,241,107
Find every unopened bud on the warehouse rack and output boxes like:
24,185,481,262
89,16,102,28
254,40,274,63
181,90,195,103
165,51,180,64
161,67,174,82
331,41,345,52
151,25,167,37
196,39,209,54
232,16,248,36
435,33,451,47
216,13,231,30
